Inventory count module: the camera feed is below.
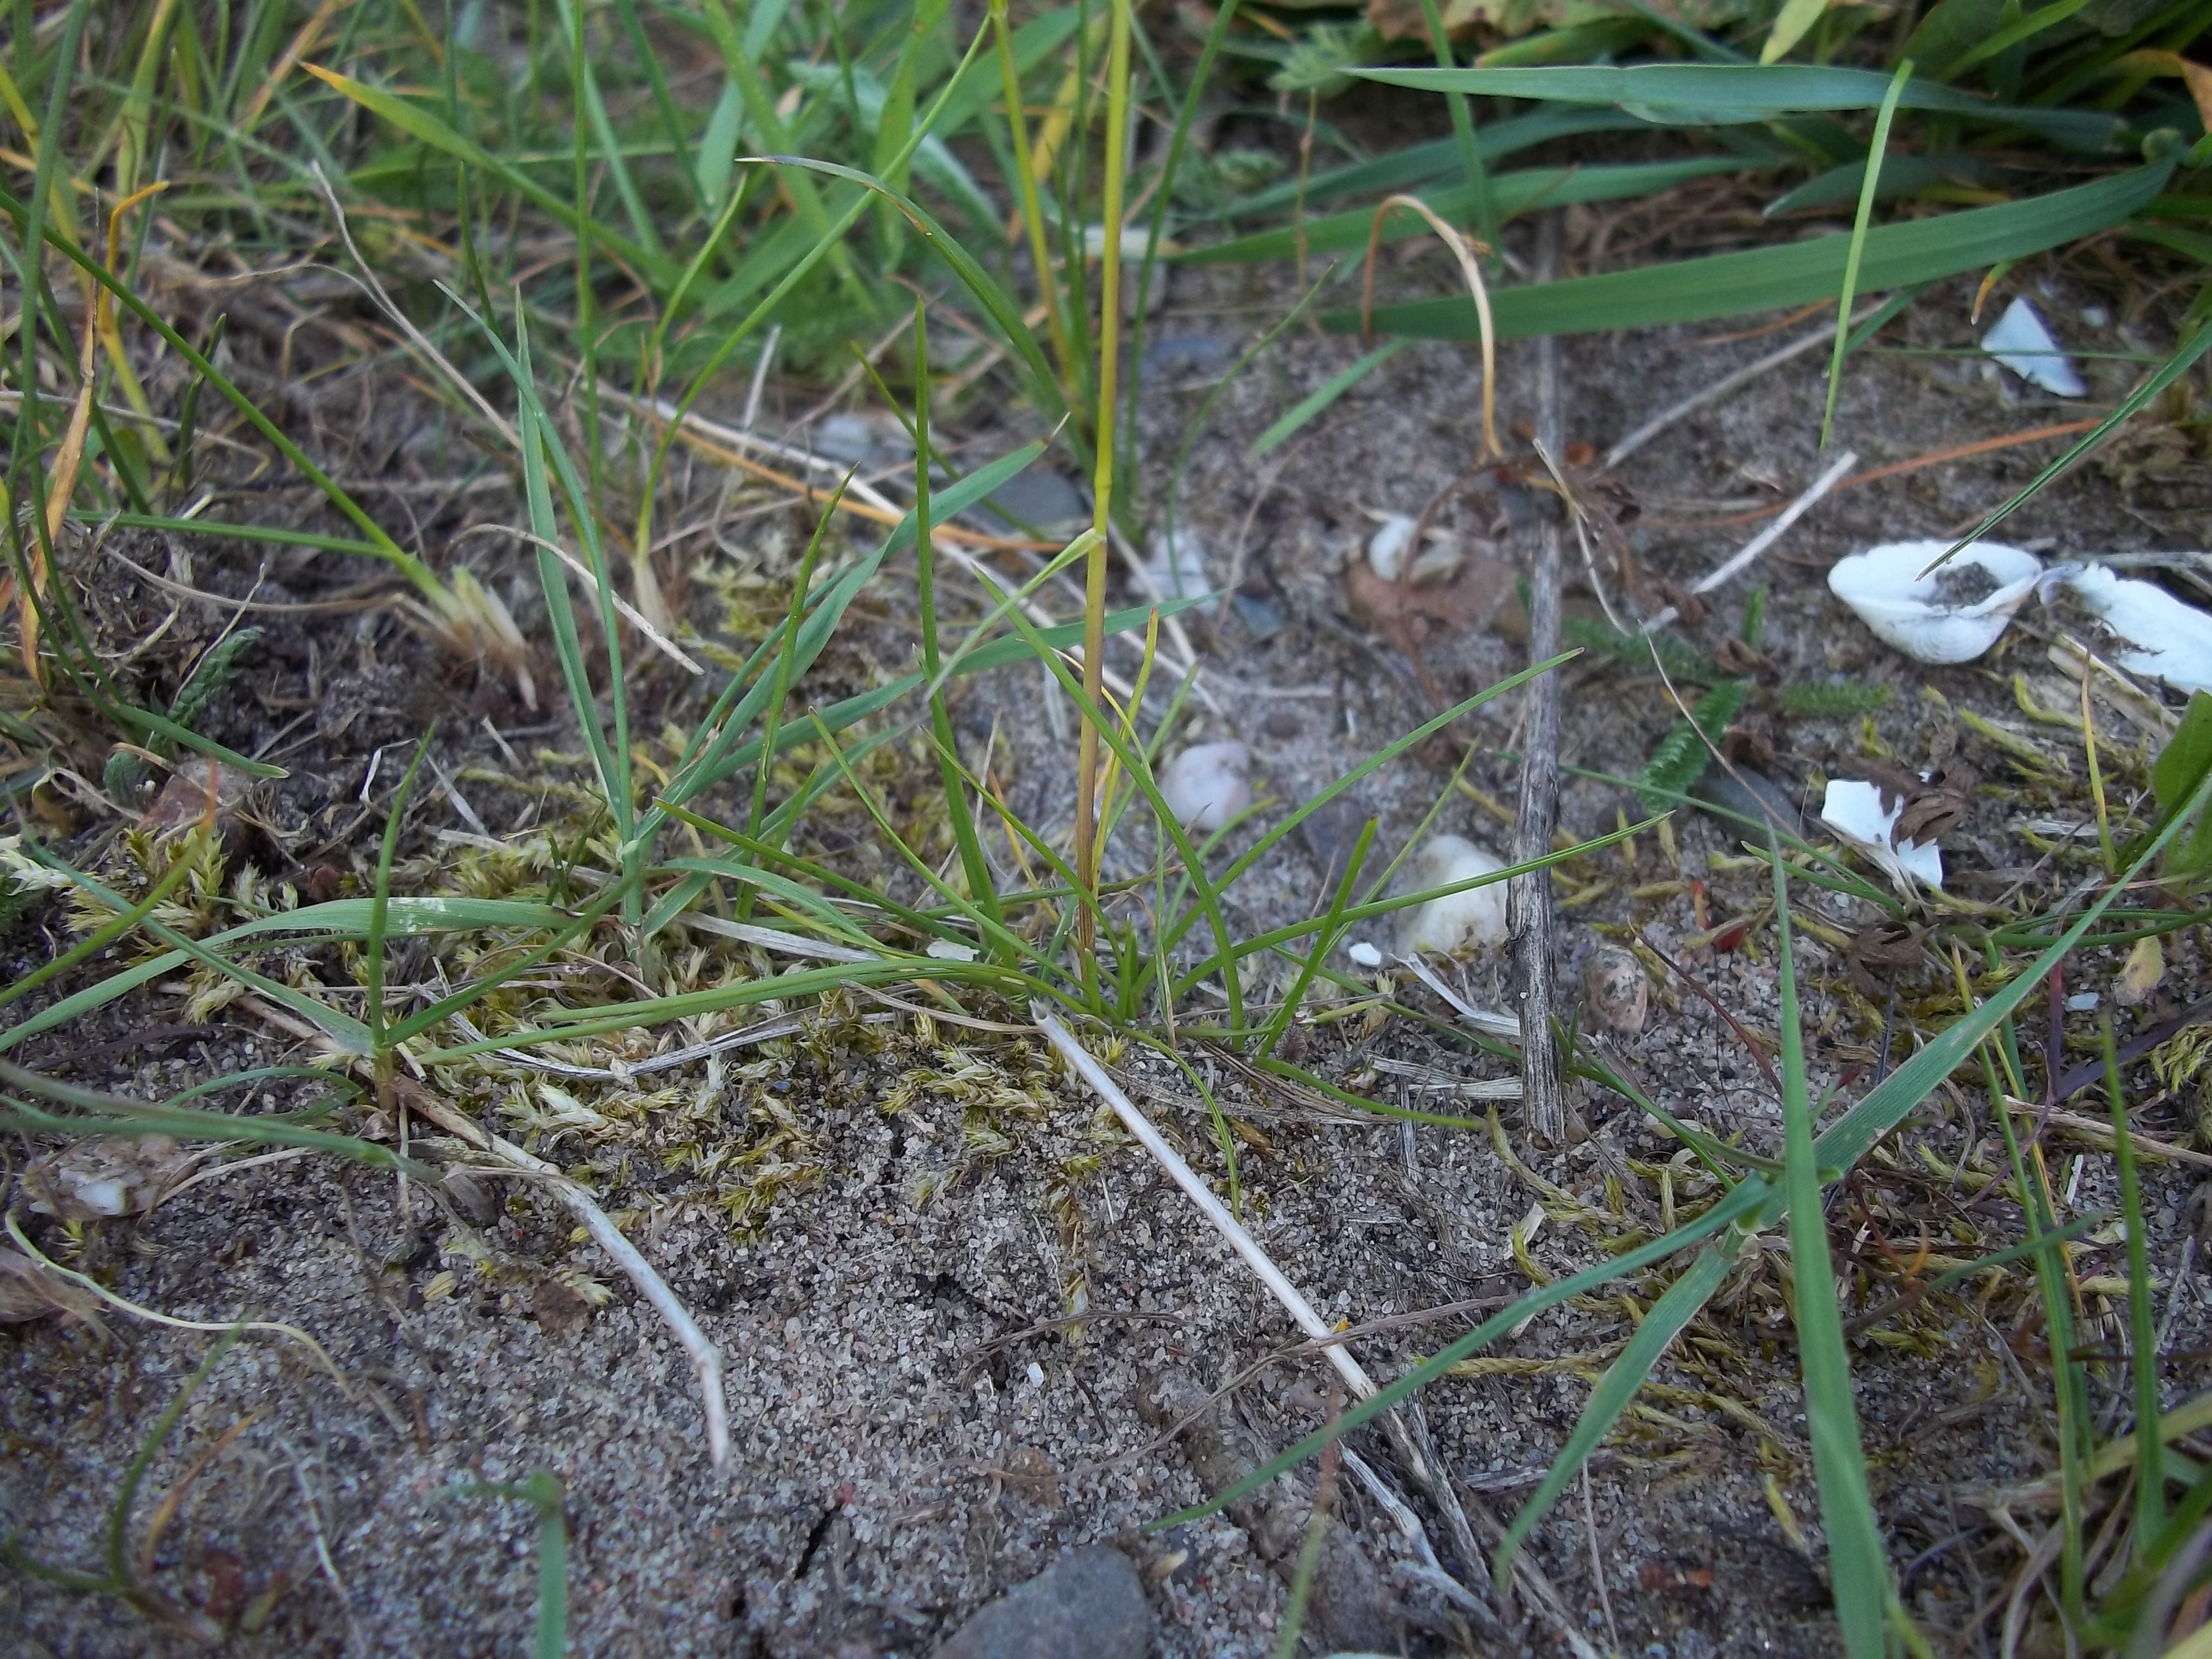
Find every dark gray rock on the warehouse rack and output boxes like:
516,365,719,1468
932,1546,1150,1659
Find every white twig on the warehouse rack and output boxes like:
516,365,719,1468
1637,450,1858,635
1603,300,1891,471
310,164,520,450
397,1087,729,1468
1395,952,1519,1039
1035,1008,1372,1403
452,524,704,674
742,323,781,432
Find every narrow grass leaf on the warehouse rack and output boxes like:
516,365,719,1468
1772,844,1889,1655
1251,341,1407,456
1820,62,1912,448
1494,1243,1733,1578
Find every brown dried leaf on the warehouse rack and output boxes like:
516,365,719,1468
142,758,252,838
0,1243,104,1326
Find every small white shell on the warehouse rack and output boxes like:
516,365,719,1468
2042,563,2212,693
1159,740,1252,833
1365,512,1463,585
1981,296,2086,398
1827,541,2042,664
1395,834,1510,956
1346,940,1383,968
1820,779,1945,894
925,938,978,962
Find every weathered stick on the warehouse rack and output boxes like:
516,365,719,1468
1511,213,1568,1147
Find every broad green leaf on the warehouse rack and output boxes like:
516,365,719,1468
1183,157,1749,265
1349,62,2127,149
1344,160,2172,339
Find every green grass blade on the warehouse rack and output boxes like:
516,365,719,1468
0,183,450,609
367,734,433,1060
1762,0,1829,64
555,0,664,260
1772,843,1888,1655
1494,1243,1734,1579
1414,0,1493,246
1253,815,1374,1058
1934,311,2212,564
300,64,674,288
1347,159,2172,340
1820,62,1912,448
1250,341,1407,457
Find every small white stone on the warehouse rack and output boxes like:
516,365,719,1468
1347,940,1383,968
1026,1360,1047,1389
2065,992,2101,1013
1827,540,2042,664
1820,780,1945,894
1395,835,1510,956
1159,740,1252,833
925,938,978,961
2080,305,2110,329
1981,296,2087,397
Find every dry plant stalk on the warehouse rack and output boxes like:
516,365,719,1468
1359,193,1499,461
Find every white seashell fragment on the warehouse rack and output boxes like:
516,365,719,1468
1827,541,2042,664
1346,940,1383,968
2041,564,2212,693
926,938,978,961
1981,296,2086,398
1364,512,1464,585
1159,740,1253,832
1820,780,1945,894
1395,834,1510,956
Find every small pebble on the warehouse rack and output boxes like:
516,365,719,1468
933,1546,1151,1659
1395,835,1509,956
1158,741,1251,832
1347,940,1383,968
1262,707,1302,740
1582,946,1649,1036
2065,992,2101,1013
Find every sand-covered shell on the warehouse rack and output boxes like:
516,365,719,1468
1827,541,2041,665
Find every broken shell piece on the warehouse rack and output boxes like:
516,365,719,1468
1582,945,1649,1036
1364,512,1464,586
1395,835,1510,956
23,1134,191,1220
1159,741,1253,833
925,938,979,962
1820,780,1945,894
2041,564,2212,694
1346,940,1383,968
1827,541,2042,665
1981,296,2087,398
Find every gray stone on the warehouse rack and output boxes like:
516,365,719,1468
932,1546,1150,1659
